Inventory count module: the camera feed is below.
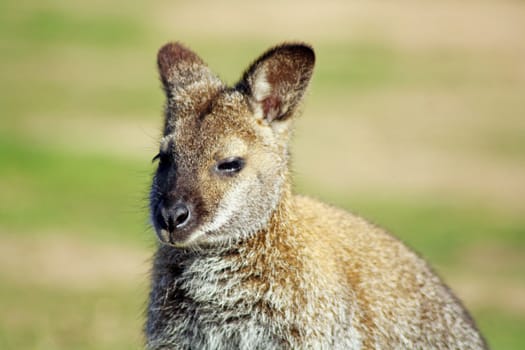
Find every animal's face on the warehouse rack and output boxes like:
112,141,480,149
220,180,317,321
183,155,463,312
150,42,314,247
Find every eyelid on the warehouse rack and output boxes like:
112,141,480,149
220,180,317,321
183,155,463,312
215,157,245,174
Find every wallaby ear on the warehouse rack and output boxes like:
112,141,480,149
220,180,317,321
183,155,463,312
238,43,315,122
157,42,221,98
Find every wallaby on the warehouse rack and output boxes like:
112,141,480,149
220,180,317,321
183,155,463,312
145,42,488,350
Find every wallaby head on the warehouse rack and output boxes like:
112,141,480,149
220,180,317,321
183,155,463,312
150,42,315,248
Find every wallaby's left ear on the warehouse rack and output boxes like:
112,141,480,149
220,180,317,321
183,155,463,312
237,43,315,123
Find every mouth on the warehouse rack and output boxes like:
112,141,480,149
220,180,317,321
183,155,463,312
154,225,194,247
157,229,171,244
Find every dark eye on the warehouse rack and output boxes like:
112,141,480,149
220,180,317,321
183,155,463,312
215,157,245,175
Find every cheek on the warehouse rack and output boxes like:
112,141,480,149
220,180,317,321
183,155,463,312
193,151,284,233
231,169,282,234
252,151,287,207
251,148,286,181
245,154,284,211
197,172,230,219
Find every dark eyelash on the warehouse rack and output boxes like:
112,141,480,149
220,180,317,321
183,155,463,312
152,152,172,164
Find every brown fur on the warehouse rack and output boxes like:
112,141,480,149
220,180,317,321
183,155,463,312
146,42,489,349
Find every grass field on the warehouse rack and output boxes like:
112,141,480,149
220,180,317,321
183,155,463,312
1,0,524,348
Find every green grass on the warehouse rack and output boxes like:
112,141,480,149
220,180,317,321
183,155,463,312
0,280,145,350
18,10,144,47
476,308,525,350
0,4,146,48
0,134,151,245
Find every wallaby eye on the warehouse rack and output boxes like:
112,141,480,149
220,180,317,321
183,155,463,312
215,157,245,175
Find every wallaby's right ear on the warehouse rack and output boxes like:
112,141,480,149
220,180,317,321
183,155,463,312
157,42,220,98
237,43,315,123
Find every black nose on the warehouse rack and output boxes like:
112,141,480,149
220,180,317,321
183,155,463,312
161,202,190,232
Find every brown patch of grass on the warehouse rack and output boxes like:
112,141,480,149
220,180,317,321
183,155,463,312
19,115,159,161
153,0,525,53
0,234,150,290
450,276,525,316
293,88,525,213
445,243,525,315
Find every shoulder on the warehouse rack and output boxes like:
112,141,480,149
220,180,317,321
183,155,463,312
291,194,382,238
291,194,427,275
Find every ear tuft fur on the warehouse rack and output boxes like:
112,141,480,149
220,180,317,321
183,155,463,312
157,42,205,88
238,43,315,122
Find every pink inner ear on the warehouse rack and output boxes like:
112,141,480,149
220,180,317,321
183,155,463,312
262,95,282,122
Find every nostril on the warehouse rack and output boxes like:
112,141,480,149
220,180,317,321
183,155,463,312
171,204,190,229
158,202,191,233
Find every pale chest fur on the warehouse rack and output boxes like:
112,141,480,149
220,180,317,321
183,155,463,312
146,239,363,350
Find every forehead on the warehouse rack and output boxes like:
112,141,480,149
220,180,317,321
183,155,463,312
161,90,257,155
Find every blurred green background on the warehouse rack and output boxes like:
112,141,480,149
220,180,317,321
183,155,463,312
1,0,524,348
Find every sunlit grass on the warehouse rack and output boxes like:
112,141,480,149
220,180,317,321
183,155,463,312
476,308,525,350
0,280,145,350
0,134,150,245
0,4,146,47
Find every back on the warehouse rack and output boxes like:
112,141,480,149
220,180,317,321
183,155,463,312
293,195,488,349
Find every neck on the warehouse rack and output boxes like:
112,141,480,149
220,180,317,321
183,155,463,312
244,181,295,244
